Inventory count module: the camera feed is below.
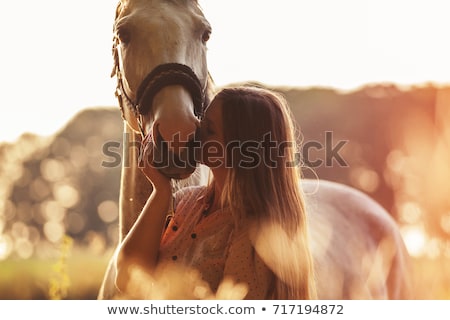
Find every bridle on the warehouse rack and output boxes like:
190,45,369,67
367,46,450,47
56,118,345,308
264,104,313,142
112,36,207,138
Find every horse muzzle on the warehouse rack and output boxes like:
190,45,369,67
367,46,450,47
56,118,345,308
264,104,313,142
117,63,206,179
140,130,199,180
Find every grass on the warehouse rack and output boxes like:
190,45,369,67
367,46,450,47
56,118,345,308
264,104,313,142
0,248,111,300
0,249,449,300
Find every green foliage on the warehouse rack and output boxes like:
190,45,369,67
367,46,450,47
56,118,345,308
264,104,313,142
48,235,73,300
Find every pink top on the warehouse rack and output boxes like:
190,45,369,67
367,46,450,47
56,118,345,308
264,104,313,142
159,186,275,299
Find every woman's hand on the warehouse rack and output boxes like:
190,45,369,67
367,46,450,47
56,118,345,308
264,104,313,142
138,134,171,193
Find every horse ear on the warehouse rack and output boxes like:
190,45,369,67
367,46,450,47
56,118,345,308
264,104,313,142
115,1,123,20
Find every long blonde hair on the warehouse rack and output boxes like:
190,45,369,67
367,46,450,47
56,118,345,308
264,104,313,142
215,86,317,299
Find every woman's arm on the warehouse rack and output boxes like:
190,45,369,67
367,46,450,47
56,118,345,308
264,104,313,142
114,139,172,293
114,186,172,292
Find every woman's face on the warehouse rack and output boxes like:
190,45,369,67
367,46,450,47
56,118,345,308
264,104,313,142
199,98,225,169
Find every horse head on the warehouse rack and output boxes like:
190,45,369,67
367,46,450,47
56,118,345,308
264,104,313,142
112,0,212,179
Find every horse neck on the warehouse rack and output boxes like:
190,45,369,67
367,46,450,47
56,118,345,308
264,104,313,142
119,124,152,241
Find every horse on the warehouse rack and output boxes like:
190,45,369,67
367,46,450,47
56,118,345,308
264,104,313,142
98,0,412,299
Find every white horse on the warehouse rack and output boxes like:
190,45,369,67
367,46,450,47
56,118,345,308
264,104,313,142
98,0,412,299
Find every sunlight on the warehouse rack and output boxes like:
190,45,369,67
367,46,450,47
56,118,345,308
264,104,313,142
0,234,13,260
0,241,6,260
401,225,427,258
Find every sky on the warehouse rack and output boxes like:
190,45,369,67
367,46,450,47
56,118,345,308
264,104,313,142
1,0,449,143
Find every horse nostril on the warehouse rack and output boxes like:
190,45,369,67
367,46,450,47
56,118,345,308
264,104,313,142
150,121,200,173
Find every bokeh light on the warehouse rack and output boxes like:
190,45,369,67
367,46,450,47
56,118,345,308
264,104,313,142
401,225,427,258
350,166,380,193
53,183,79,208
97,200,119,224
43,221,65,244
0,234,13,260
40,158,66,182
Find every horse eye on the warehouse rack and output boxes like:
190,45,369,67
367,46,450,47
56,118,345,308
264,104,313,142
202,30,211,43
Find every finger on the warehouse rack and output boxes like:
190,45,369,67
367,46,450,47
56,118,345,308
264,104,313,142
139,135,154,168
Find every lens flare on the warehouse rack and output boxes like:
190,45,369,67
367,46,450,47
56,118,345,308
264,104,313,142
401,225,427,257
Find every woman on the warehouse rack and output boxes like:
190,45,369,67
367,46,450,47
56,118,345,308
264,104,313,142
115,86,317,299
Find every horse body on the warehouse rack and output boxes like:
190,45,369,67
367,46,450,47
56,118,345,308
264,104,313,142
98,0,412,299
303,179,411,299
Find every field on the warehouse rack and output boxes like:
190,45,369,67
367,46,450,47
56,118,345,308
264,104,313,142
0,248,449,300
0,248,111,300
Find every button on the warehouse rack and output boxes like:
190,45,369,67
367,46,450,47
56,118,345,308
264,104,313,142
172,226,178,231
191,233,197,239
